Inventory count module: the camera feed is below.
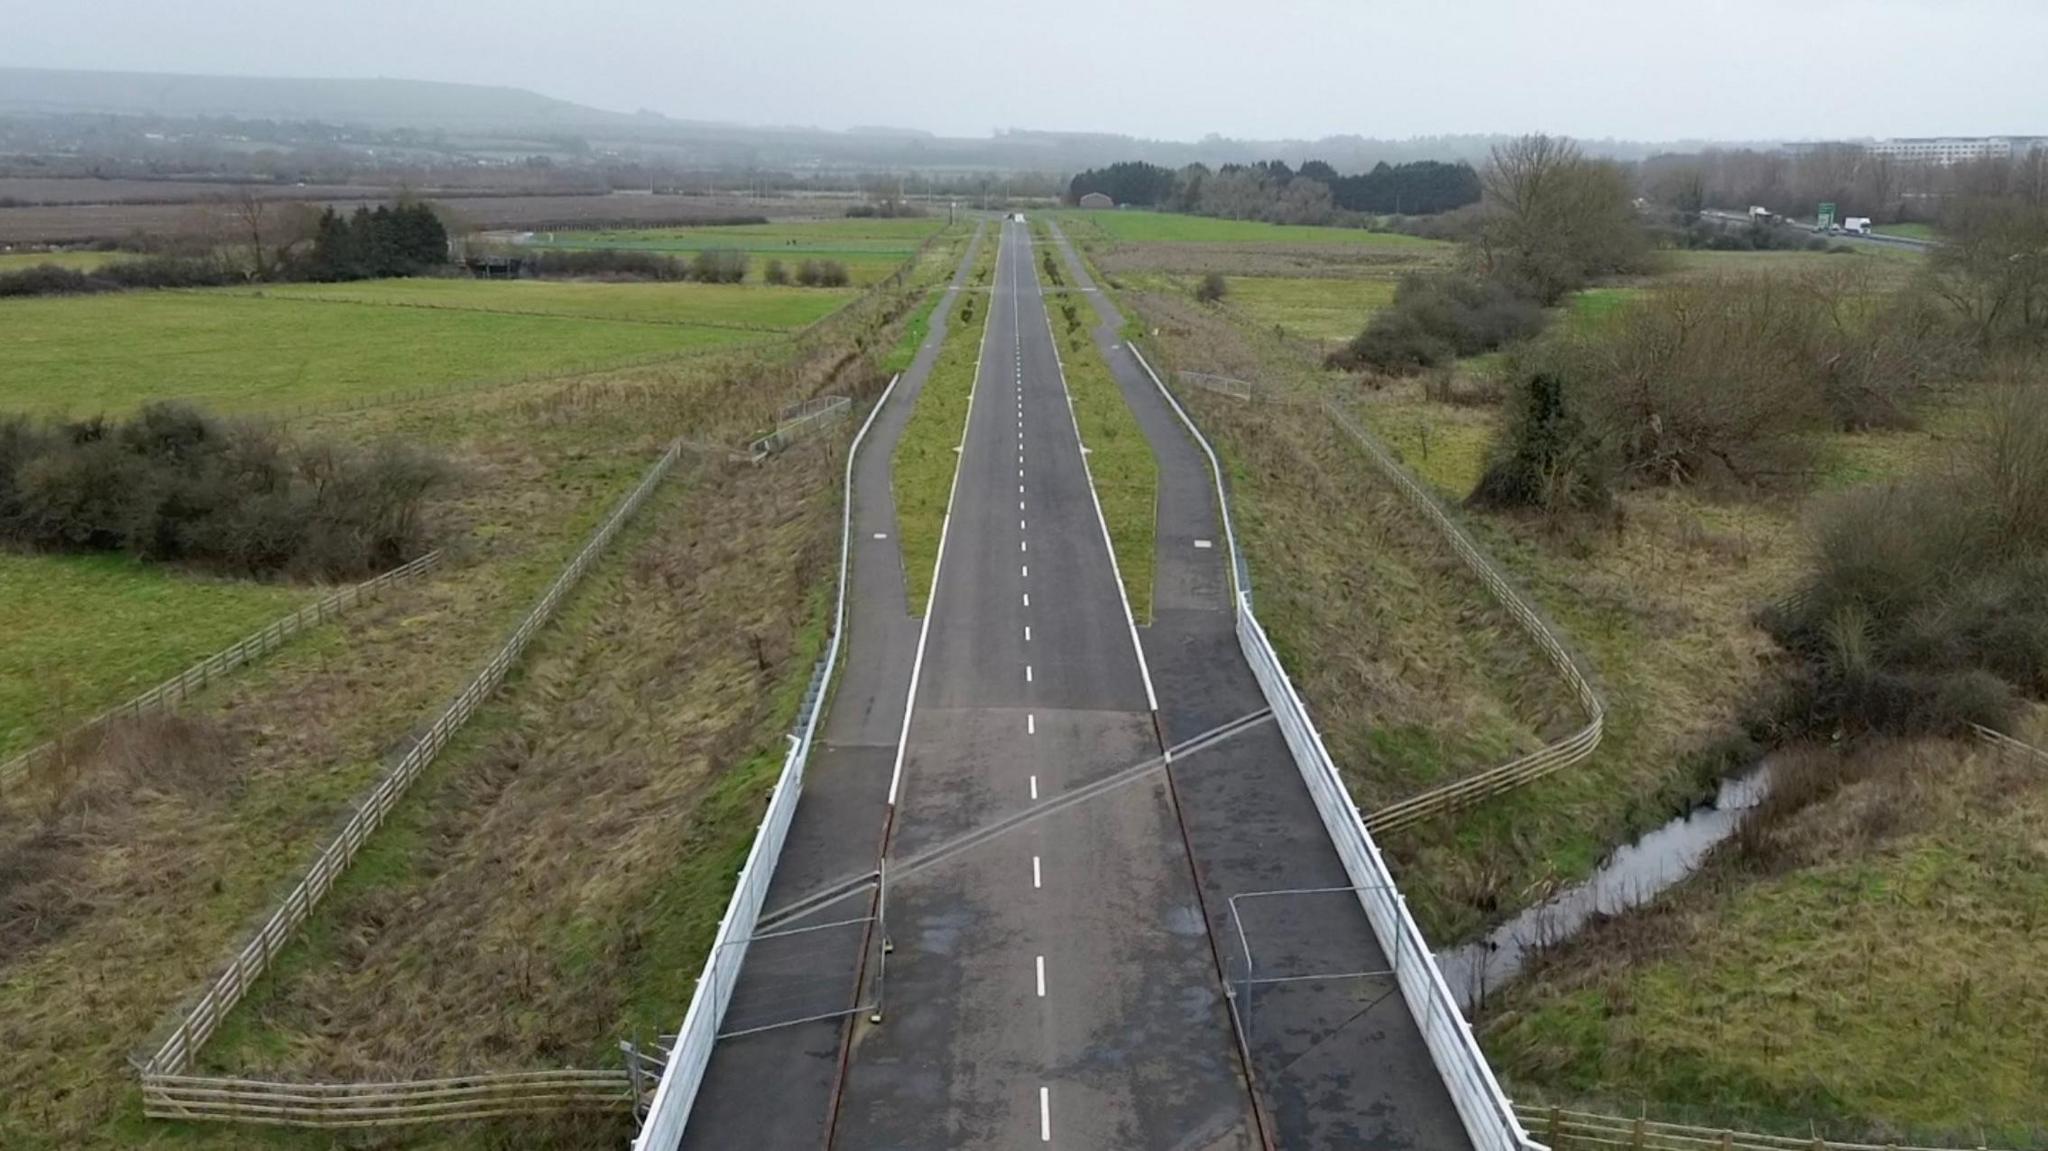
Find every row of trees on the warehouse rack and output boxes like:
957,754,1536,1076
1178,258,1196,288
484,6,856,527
301,203,449,281
1638,143,2043,226
1065,158,1481,221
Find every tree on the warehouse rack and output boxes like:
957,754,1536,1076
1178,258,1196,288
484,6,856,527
1477,134,1648,304
1929,152,2048,349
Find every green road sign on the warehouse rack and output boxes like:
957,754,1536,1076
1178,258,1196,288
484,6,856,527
1818,201,1837,229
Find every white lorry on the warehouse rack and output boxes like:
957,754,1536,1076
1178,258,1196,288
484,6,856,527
1843,217,1872,235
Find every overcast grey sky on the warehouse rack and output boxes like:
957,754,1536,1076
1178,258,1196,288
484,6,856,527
4,0,2042,142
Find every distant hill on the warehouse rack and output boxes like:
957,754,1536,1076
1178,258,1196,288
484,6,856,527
0,67,642,132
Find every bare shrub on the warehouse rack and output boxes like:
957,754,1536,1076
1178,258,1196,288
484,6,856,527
1331,271,1546,375
763,258,789,286
1193,271,1228,303
1768,368,2048,737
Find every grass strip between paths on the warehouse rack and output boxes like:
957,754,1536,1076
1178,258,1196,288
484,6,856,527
892,286,987,616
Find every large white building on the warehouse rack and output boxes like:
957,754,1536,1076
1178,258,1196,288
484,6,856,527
1790,136,2046,165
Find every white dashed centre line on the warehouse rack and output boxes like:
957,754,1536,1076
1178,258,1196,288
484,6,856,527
1026,664,1034,682
1039,1087,1051,1142
1023,593,1030,607
1035,955,1047,997
1032,854,1042,888
1029,775,1039,800
1024,625,1032,642
1027,713,1035,735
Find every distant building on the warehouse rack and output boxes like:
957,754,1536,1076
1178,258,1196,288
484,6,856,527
1077,191,1114,209
1786,136,2047,166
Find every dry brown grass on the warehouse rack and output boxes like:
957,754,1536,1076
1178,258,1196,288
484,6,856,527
198,439,838,1082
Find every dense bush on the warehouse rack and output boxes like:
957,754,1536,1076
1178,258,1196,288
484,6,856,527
527,248,691,281
1470,274,1958,510
794,259,849,287
0,404,446,580
763,258,790,285
1194,272,1228,303
0,254,244,298
1328,271,1546,374
1765,374,2048,736
688,248,749,284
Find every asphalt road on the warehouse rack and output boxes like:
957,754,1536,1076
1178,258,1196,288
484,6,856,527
679,223,987,1151
1044,219,1473,1150
828,218,1260,1149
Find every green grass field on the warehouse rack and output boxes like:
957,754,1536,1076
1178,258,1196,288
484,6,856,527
1050,305,1157,621
893,288,987,614
231,278,851,330
1487,741,2048,1144
524,217,946,286
1227,275,1397,341
1875,222,1938,241
0,250,130,272
0,286,790,416
0,552,310,759
1060,208,1440,247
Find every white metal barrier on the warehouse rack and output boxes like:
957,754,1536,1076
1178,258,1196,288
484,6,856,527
1131,342,1542,1151
632,376,897,1151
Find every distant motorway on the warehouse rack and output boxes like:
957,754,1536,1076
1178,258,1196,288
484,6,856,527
1698,208,1939,251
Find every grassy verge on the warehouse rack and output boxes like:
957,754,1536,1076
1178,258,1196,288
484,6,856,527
881,286,942,375
1045,282,1158,622
892,285,986,614
1486,738,2048,1145
0,553,310,759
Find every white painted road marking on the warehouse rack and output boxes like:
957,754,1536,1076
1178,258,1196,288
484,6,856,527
1021,540,1028,553
1023,593,1030,607
1194,538,1213,549
1029,775,1039,800
874,532,889,540
1024,625,1032,641
1035,955,1046,997
1027,713,1036,735
1032,855,1042,888
1040,1087,1051,1141
1026,664,1033,682
1021,564,1028,578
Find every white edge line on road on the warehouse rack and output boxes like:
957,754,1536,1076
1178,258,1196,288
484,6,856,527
1124,341,1242,607
886,221,1002,808
1033,240,1159,714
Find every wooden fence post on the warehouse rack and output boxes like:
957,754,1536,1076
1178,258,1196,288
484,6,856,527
1548,1106,1562,1147
1632,1117,1647,1151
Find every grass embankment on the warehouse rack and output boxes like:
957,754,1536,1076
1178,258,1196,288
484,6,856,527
198,437,841,1092
892,278,987,615
1487,737,2048,1145
524,216,946,287
0,231,953,1148
0,554,310,761
1043,265,1158,622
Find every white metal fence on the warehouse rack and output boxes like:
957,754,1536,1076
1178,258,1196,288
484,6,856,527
140,434,690,1120
1,550,442,790
632,375,899,1151
1130,342,1543,1151
1321,403,1606,835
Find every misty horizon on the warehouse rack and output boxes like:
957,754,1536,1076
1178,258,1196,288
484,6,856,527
4,0,2043,145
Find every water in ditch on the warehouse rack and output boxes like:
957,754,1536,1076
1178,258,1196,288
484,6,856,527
1436,759,1776,1013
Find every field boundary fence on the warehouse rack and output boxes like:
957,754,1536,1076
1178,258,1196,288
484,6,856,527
1179,370,1261,402
1321,401,1606,835
1129,341,1543,1151
0,550,441,791
141,1069,634,1129
631,374,900,1150
1521,1104,2019,1151
138,433,691,1125
750,395,852,460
